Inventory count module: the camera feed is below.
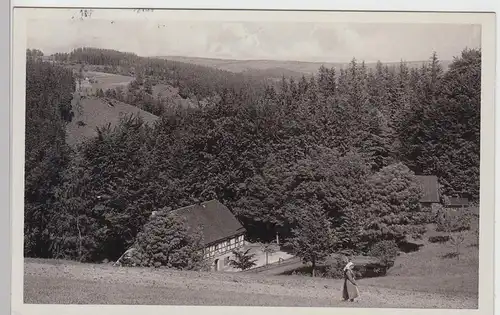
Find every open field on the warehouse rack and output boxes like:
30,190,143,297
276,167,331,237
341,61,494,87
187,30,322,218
24,258,477,308
365,233,479,296
66,95,159,146
83,71,135,91
24,220,479,308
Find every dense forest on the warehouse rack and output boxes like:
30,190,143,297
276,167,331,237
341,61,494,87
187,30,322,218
24,53,75,257
55,47,267,103
25,47,481,267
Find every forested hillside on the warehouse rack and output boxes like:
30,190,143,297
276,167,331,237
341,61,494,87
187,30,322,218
159,55,453,78
24,54,75,257
54,47,267,104
25,47,481,266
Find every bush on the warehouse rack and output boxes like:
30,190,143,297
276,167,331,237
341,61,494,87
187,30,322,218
323,256,347,279
428,235,450,243
448,232,466,261
118,248,143,267
229,248,257,271
368,240,399,268
436,209,471,232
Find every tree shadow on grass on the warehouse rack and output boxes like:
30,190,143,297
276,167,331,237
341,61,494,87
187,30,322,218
399,241,424,253
441,252,459,259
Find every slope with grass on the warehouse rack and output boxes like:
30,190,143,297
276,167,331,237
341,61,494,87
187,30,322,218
24,257,477,308
24,217,479,308
363,220,479,297
73,69,135,95
84,71,135,90
238,218,479,304
67,95,159,146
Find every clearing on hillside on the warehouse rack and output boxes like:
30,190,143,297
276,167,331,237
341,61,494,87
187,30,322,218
83,71,135,91
152,83,197,109
66,95,159,146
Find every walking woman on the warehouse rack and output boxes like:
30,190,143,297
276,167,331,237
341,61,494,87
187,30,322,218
342,261,359,302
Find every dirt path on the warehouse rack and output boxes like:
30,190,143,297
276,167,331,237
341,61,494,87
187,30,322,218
24,261,477,308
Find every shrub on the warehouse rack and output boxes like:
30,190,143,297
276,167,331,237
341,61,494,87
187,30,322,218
368,240,399,268
118,248,143,267
428,235,450,243
430,203,444,222
323,256,347,279
448,232,466,261
436,209,472,233
229,248,257,271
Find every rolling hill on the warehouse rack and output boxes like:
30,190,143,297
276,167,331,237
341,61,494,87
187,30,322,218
66,95,159,147
158,55,453,78
64,69,161,146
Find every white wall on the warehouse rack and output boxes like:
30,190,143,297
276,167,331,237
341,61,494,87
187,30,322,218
204,234,245,259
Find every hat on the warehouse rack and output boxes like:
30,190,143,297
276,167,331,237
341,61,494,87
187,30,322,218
343,261,354,271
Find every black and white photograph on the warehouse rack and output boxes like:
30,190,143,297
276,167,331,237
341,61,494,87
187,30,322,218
10,7,496,313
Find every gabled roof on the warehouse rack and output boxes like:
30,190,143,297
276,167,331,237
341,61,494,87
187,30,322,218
415,175,440,203
162,200,245,246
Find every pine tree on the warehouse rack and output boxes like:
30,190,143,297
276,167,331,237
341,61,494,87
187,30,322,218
397,49,481,201
229,248,258,270
336,205,368,254
362,163,427,245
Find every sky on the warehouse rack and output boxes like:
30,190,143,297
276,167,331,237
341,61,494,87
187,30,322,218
26,9,481,63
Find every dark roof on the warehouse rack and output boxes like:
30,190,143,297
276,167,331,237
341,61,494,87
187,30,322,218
166,200,245,246
446,197,469,207
415,175,440,203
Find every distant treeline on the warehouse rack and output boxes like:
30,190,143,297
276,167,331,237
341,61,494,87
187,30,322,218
25,48,480,266
54,47,267,102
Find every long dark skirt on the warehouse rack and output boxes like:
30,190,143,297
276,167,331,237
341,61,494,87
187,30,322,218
342,276,359,300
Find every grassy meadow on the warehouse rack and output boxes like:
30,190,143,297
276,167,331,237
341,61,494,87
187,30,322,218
24,219,479,308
